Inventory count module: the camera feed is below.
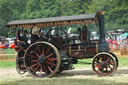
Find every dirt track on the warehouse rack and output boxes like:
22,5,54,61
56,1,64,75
0,67,128,84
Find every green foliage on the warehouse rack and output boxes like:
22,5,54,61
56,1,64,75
0,0,128,37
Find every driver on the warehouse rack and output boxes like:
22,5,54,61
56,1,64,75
30,26,40,44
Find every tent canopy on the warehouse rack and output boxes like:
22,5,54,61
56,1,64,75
117,32,128,40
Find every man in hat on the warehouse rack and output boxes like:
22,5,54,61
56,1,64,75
30,26,40,44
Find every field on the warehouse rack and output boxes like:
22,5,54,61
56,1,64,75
0,49,128,85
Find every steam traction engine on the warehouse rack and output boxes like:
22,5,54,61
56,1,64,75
7,11,118,78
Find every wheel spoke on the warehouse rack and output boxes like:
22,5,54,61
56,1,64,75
46,47,51,55
29,51,40,58
105,57,110,63
45,53,54,59
33,52,40,58
37,45,41,54
43,65,48,74
103,55,106,61
42,48,44,55
39,67,43,77
34,63,40,73
27,54,38,58
28,63,38,69
32,60,38,63
48,66,53,73
47,58,58,61
46,61,56,66
102,68,104,76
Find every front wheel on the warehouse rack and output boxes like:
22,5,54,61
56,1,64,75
92,52,118,76
24,41,61,78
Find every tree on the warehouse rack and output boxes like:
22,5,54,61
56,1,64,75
0,0,28,37
0,0,128,37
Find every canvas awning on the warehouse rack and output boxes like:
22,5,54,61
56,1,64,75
7,14,97,28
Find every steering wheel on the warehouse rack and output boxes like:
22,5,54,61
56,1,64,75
46,28,68,40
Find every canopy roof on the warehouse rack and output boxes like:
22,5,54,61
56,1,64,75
7,13,97,28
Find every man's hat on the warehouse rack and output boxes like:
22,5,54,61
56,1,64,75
32,26,40,34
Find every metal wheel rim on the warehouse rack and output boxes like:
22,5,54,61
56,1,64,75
109,52,119,69
92,52,117,76
24,41,61,78
16,51,26,75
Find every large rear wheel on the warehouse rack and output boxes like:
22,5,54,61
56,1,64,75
24,42,61,78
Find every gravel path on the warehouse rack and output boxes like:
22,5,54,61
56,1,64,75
0,67,128,84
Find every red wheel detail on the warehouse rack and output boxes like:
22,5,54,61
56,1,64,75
27,54,38,58
47,58,58,61
96,64,101,69
105,57,110,63
37,45,41,54
45,53,54,59
46,62,56,66
34,52,40,58
43,65,48,74
102,69,104,76
32,60,38,63
34,64,40,72
29,63,38,69
92,52,116,76
110,62,114,65
39,68,43,77
103,55,106,60
46,47,50,55
48,66,53,73
42,48,44,55
24,42,60,78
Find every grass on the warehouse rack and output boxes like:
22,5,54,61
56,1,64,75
4,49,17,54
0,78,128,85
0,55,128,85
74,58,92,67
118,57,128,67
0,49,17,59
0,57,128,68
4,49,17,58
0,61,16,68
75,57,128,68
0,49,128,68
